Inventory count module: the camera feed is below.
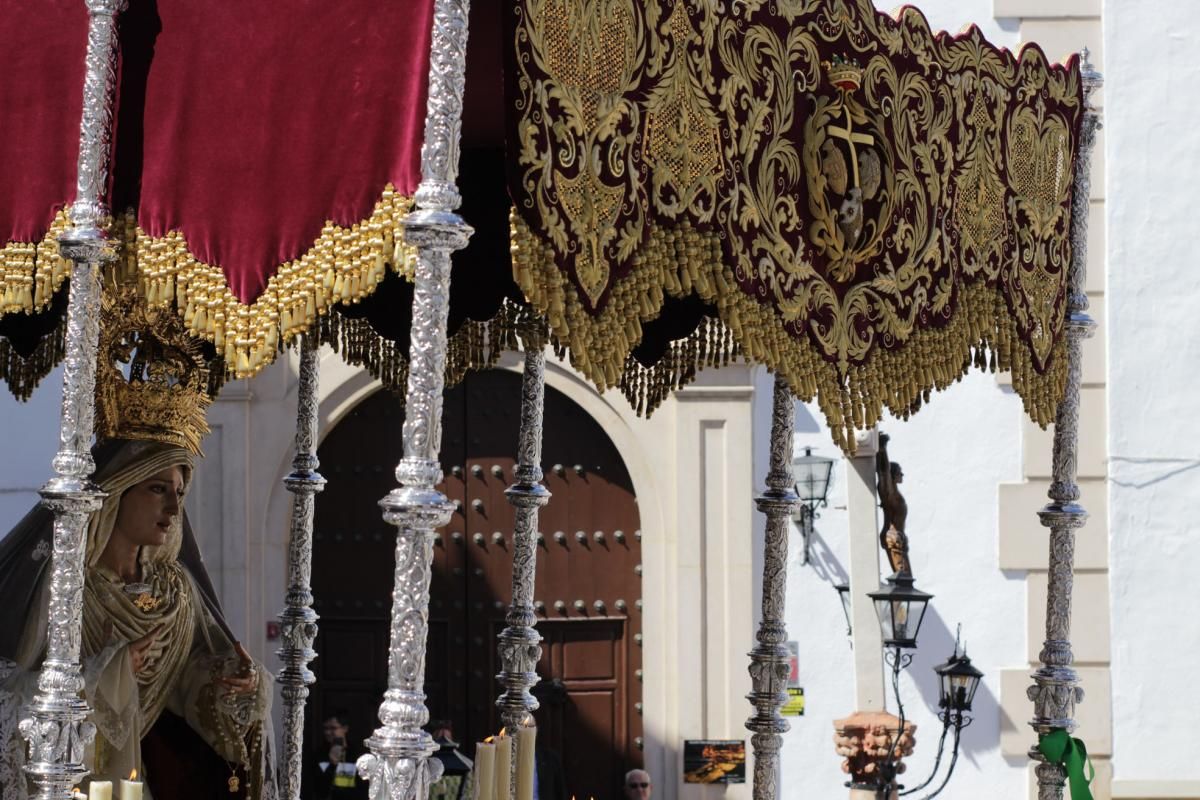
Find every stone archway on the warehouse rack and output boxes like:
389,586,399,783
307,368,645,799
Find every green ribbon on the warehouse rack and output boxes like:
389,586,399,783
1038,729,1095,800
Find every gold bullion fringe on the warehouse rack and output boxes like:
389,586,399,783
617,316,741,417
0,212,73,316
0,311,67,401
512,213,1068,454
312,299,547,400
113,185,418,380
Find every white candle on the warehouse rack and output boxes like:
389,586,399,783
493,733,513,800
88,782,112,800
474,741,496,800
120,776,143,800
514,725,537,800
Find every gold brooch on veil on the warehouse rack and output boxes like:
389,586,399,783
95,286,214,455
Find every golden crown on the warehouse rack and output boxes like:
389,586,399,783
95,287,214,455
826,55,863,91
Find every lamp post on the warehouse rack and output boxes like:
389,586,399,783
894,631,983,799
858,574,933,798
792,447,835,565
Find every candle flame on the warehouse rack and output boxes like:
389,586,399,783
484,736,495,744
129,770,137,780
499,727,507,736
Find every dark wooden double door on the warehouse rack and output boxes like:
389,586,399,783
309,369,643,799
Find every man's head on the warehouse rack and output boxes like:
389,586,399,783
323,711,350,745
624,769,651,800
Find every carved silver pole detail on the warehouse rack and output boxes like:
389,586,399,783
746,377,799,800
356,1,473,798
1026,49,1102,800
21,2,126,797
498,347,550,797
277,336,325,800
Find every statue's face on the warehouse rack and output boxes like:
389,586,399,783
891,463,903,484
113,466,185,548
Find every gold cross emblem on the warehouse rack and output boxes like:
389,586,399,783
827,107,874,188
133,592,161,612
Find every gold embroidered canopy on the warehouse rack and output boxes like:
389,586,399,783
0,0,1084,451
506,0,1084,449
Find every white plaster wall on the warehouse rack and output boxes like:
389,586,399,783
0,367,61,534
1105,0,1200,783
780,371,1028,797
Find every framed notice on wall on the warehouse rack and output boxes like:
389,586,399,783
682,740,746,784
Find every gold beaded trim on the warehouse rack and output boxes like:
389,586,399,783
512,214,1067,453
0,211,72,316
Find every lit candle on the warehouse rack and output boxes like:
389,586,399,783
514,725,537,800
493,731,513,800
474,740,496,800
88,781,112,800
121,771,143,800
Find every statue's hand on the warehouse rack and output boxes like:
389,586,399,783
129,625,165,674
878,432,890,447
218,642,259,695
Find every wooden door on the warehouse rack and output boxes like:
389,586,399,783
309,369,643,799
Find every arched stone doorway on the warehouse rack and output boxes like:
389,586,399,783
308,368,644,798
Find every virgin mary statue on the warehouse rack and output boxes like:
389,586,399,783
0,437,276,800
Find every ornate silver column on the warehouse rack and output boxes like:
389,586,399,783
745,377,799,800
1026,49,1102,800
277,336,326,800
20,2,126,797
497,347,551,795
355,1,473,798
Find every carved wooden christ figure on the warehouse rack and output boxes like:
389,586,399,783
875,433,912,576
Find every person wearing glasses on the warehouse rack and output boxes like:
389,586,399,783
624,769,652,800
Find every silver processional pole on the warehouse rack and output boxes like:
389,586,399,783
1027,49,1102,800
277,336,325,800
21,2,127,797
497,344,550,796
746,377,799,800
356,0,473,798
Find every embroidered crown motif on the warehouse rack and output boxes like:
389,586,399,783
826,55,863,91
96,287,213,455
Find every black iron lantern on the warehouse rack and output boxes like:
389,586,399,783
429,734,472,800
868,573,932,649
793,446,835,505
834,582,852,636
935,650,984,713
792,447,835,564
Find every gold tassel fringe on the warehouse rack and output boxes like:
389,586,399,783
512,213,1067,454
